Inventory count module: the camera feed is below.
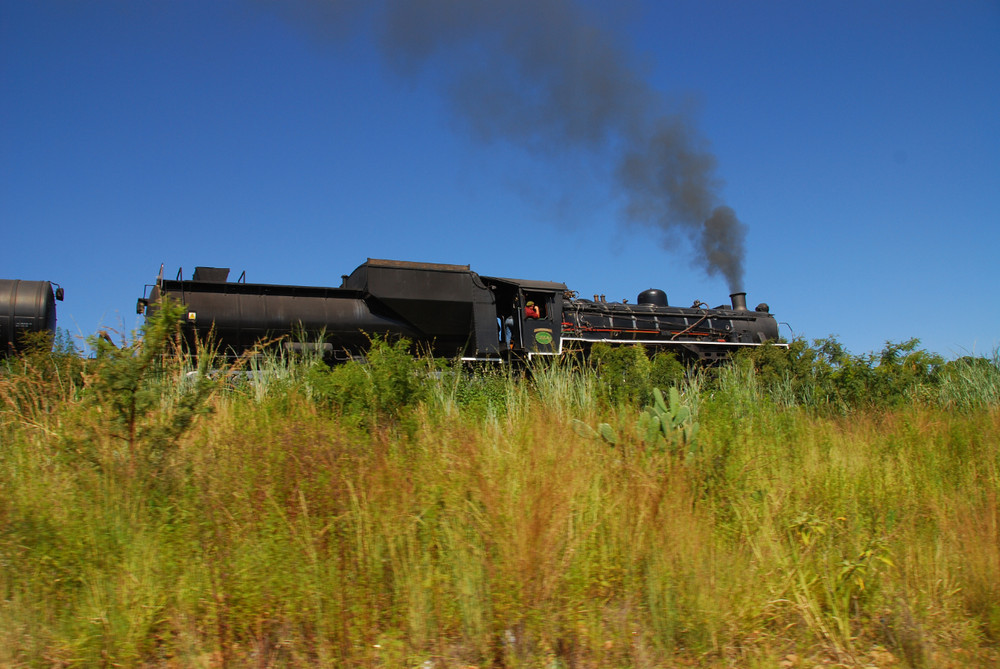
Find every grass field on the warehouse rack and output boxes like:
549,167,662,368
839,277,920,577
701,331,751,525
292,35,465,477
1,317,998,667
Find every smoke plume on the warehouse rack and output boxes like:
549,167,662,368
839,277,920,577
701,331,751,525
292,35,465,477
271,0,747,291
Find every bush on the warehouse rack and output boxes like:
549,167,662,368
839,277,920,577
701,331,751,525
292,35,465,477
305,336,429,425
650,350,685,392
737,336,948,411
590,342,652,405
453,367,510,418
80,299,218,475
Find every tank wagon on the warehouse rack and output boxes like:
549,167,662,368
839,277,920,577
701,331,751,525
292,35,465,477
138,259,779,363
0,279,64,357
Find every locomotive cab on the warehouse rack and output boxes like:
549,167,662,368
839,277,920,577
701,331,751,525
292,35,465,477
481,276,566,357
516,289,560,355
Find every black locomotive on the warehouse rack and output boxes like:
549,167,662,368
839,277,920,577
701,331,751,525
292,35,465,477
137,258,779,362
0,279,64,357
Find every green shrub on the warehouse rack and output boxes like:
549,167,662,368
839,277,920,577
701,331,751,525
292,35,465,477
738,336,949,412
79,299,218,476
453,368,510,418
590,342,652,405
305,336,428,425
650,350,685,391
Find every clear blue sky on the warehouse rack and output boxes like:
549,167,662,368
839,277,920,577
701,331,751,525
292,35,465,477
2,0,998,357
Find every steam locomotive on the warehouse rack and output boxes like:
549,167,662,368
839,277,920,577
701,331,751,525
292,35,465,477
0,279,64,357
135,258,780,363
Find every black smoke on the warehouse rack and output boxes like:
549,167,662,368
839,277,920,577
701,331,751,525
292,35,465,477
265,0,747,291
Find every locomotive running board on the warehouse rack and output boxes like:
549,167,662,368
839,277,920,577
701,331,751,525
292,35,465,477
557,337,789,355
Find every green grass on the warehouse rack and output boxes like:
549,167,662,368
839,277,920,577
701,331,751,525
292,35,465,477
1,324,999,667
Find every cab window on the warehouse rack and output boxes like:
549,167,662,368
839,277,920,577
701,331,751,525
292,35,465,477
523,292,549,319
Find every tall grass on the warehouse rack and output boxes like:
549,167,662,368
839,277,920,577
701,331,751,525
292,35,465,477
938,349,1000,410
1,325,999,666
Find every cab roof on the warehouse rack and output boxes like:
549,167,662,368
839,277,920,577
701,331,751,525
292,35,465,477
480,275,568,292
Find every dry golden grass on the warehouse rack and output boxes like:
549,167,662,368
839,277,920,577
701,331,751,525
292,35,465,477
1,339,998,666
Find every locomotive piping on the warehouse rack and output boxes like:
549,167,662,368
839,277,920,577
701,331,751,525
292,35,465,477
670,312,711,340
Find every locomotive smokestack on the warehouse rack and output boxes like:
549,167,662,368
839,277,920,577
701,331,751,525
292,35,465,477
730,292,748,311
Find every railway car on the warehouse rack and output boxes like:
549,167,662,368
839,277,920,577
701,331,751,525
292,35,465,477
0,279,64,357
137,259,780,362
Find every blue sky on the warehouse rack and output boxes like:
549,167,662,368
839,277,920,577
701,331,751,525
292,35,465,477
2,0,998,357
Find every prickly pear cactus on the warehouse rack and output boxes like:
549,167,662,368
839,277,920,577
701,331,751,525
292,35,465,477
598,422,618,445
570,418,618,446
640,387,699,454
570,419,599,440
571,386,696,453
637,410,663,446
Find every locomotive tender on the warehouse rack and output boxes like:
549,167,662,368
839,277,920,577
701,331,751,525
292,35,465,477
137,258,780,362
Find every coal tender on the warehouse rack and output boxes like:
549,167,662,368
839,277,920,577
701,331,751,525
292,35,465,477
138,258,779,362
0,279,64,357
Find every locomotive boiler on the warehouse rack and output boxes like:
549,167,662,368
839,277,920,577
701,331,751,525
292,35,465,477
138,258,780,363
0,279,64,357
